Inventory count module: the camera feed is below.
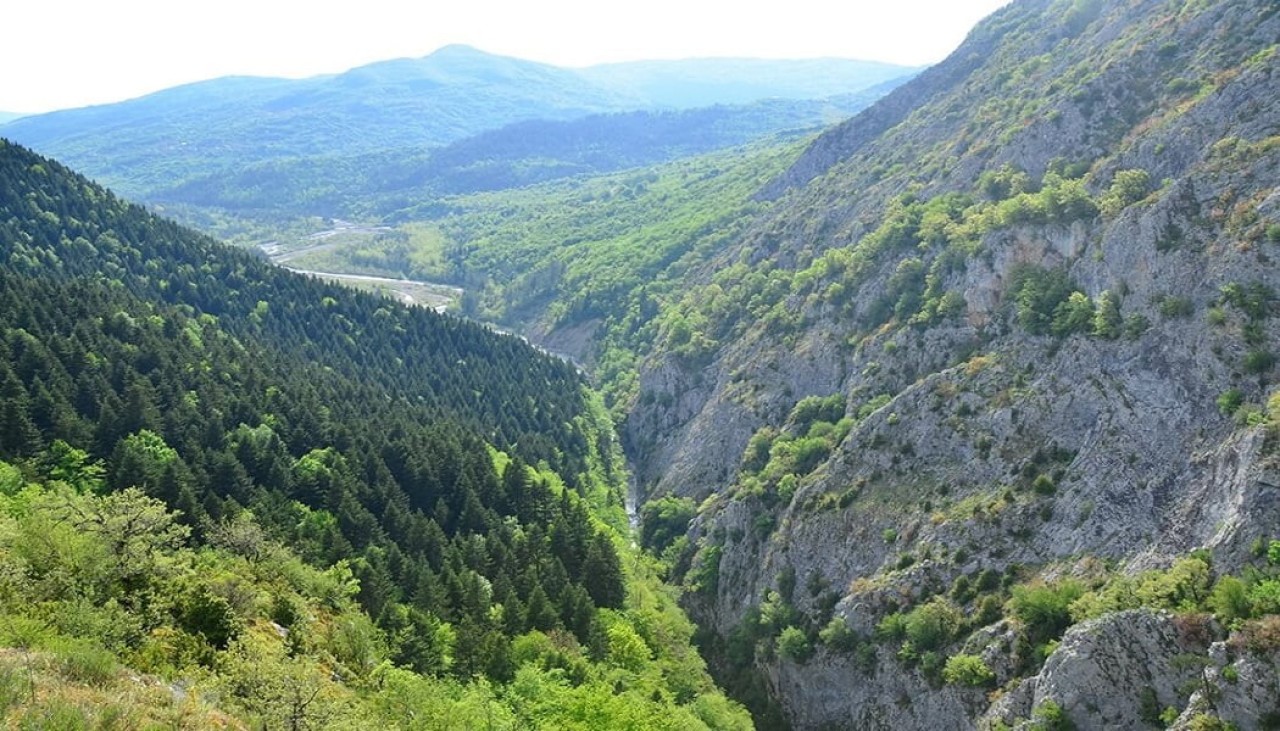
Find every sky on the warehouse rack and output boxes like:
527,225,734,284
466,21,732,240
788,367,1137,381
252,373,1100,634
3,0,1012,114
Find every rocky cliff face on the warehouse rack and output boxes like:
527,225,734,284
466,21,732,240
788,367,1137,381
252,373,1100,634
987,610,1211,728
625,0,1280,727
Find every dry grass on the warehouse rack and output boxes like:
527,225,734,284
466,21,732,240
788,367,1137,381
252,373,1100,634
0,649,244,730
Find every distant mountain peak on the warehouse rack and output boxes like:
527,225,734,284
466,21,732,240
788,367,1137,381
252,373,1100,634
1,49,916,198
427,43,494,58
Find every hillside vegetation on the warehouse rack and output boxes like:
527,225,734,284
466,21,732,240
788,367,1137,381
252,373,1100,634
601,0,1280,728
144,92,895,225
6,0,1280,727
0,139,751,728
206,1,1280,726
268,1,1280,728
286,138,804,410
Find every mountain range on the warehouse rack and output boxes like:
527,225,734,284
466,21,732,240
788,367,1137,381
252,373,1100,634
3,0,1280,729
576,56,917,108
0,45,916,204
140,88,902,223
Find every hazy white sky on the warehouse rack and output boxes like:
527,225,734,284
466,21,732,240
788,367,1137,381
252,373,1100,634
4,0,1012,114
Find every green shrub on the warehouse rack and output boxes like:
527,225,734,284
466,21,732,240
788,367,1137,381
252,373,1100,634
976,595,1004,626
1009,266,1079,335
1218,389,1245,416
1236,404,1267,426
0,666,33,715
18,701,91,731
270,595,304,629
753,513,776,537
1030,699,1075,731
1244,349,1275,374
979,164,1034,201
1138,686,1161,724
1249,579,1280,615
180,589,242,650
791,437,832,475
55,641,118,687
639,495,697,554
818,617,859,652
0,616,55,650
1010,580,1084,644
1186,714,1233,731
1210,576,1252,623
1100,169,1151,217
975,569,1001,592
777,474,799,503
790,394,846,430
1032,474,1056,495
741,428,777,474
903,598,964,652
1244,321,1266,346
1157,296,1194,319
943,653,995,686
1123,313,1150,340
776,626,812,662
1092,290,1122,339
919,650,944,680
1051,292,1095,336
876,612,908,642
689,545,722,594
1071,556,1211,621
1220,281,1275,320
0,461,22,495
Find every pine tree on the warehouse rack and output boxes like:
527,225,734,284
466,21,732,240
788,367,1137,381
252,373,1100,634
583,532,626,609
524,583,559,632
0,393,43,457
0,371,42,457
1093,290,1123,339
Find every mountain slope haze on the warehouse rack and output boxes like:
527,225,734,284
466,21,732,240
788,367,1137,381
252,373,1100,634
0,46,916,206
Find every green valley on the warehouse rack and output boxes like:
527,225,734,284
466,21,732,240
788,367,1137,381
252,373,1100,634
5,0,1280,728
0,140,751,728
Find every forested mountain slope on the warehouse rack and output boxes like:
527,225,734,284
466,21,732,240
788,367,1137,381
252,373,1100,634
0,46,628,198
0,139,752,728
283,138,805,369
6,0,1280,726
0,141,594,477
601,0,1280,728
144,88,902,222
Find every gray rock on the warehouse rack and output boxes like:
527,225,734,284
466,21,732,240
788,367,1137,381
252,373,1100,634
622,0,1280,727
1170,641,1280,731
984,609,1210,729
